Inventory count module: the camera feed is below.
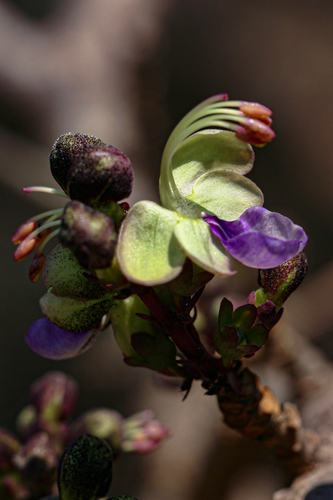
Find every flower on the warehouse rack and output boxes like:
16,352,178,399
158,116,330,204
116,94,307,285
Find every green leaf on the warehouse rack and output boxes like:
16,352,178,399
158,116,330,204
109,294,176,372
129,331,177,371
174,218,234,277
246,324,268,347
43,245,109,300
160,130,254,217
117,201,186,285
218,298,234,329
58,434,113,500
40,292,113,332
232,304,257,330
189,169,263,220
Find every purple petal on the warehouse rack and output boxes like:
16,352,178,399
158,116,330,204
25,318,100,360
204,206,307,269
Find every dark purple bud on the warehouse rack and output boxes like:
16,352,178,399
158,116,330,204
12,432,57,497
29,372,79,422
204,206,308,269
50,133,104,193
257,251,308,308
59,200,118,269
0,428,21,469
58,435,113,500
26,318,100,360
67,144,133,205
70,409,123,455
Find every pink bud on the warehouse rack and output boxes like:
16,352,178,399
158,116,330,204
122,410,169,454
236,119,276,146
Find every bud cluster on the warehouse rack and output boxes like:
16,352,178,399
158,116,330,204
0,372,168,499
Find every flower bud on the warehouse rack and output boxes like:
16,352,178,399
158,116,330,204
257,251,308,309
67,144,133,206
29,371,79,422
0,428,21,469
122,410,169,454
12,432,57,497
59,200,118,269
50,132,104,193
70,409,124,455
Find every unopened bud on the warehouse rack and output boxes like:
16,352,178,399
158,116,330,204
50,132,104,193
67,144,133,206
70,409,124,455
30,371,79,422
59,200,118,269
257,251,308,309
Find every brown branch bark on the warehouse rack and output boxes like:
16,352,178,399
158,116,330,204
216,366,320,481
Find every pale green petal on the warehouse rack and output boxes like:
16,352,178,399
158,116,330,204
189,170,263,220
160,130,254,217
40,292,113,332
117,201,186,286
174,218,235,277
43,245,109,300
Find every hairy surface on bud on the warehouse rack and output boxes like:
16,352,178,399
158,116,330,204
257,251,308,309
50,133,105,193
59,201,118,269
67,144,134,205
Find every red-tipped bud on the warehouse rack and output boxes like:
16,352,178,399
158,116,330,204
11,221,38,244
29,253,46,282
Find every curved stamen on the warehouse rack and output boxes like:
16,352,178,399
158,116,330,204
23,186,69,198
29,208,64,223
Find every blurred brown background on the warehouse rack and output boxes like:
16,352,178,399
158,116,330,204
1,1,333,498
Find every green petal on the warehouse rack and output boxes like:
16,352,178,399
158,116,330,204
173,218,234,277
160,130,255,218
117,201,186,285
40,292,113,332
189,170,263,220
44,245,108,300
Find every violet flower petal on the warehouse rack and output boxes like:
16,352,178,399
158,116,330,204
204,206,307,269
25,318,100,360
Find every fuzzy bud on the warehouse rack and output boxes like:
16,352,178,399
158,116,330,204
67,144,133,206
59,200,118,269
50,132,104,193
257,251,308,309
